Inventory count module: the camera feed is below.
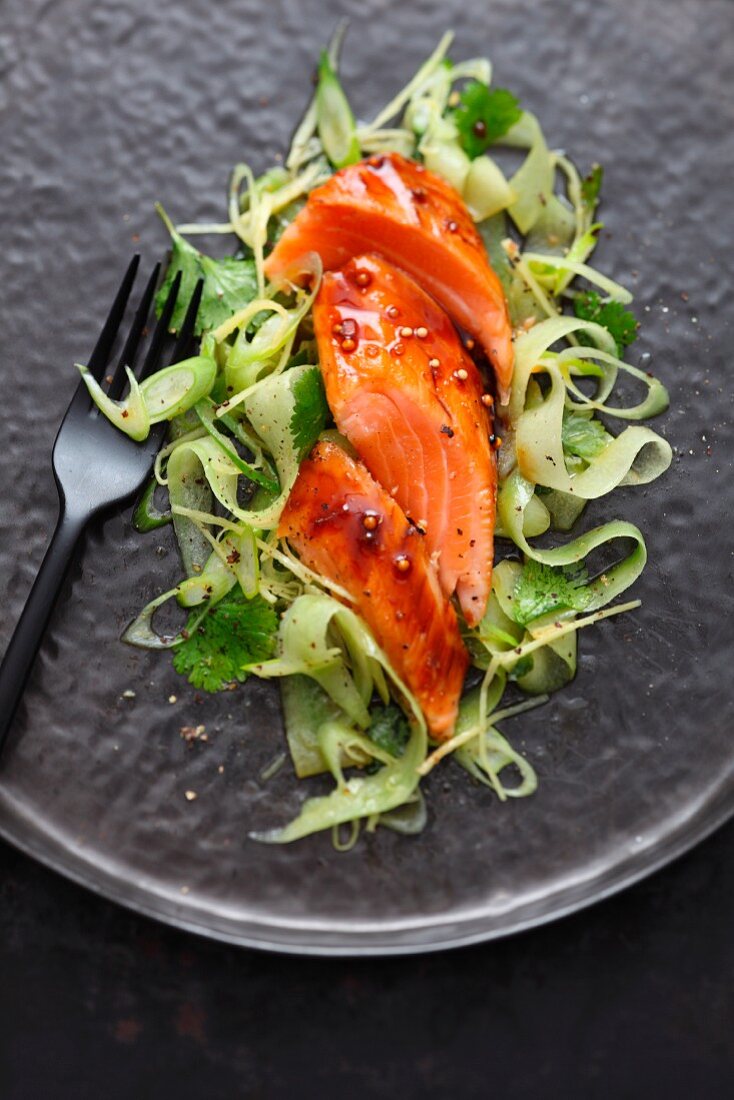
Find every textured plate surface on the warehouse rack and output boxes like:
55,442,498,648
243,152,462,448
0,0,732,954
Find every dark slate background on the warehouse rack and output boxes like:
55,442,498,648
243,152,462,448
1,826,733,1097
1,0,733,1093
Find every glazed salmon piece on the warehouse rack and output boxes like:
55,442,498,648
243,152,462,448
264,152,514,400
313,253,497,628
279,441,469,740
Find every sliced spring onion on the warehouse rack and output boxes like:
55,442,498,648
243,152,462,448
139,356,217,423
121,544,236,649
121,588,208,650
132,478,172,532
76,364,150,441
316,49,360,168
286,21,349,171
175,549,238,608
77,357,217,441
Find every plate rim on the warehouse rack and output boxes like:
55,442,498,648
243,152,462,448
1,776,731,955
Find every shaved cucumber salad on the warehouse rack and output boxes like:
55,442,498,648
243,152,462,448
82,29,671,846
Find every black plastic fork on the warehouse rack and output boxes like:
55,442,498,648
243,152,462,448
0,256,203,752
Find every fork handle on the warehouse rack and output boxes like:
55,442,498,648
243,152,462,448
0,509,86,752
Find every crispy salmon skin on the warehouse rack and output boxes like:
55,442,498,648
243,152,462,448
264,152,514,399
278,441,469,739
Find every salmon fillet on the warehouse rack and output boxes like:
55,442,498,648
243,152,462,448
313,253,496,627
264,152,514,400
279,440,469,739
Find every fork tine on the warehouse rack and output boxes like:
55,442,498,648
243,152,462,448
136,271,182,384
107,263,161,401
86,255,140,382
169,278,204,365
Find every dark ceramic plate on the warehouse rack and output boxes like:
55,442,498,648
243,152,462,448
1,0,732,955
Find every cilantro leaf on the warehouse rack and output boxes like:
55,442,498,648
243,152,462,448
368,705,411,761
512,560,593,627
453,81,522,159
289,367,330,461
172,593,277,693
155,205,258,335
196,254,258,331
561,410,612,462
574,290,639,355
369,705,411,757
581,163,603,210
